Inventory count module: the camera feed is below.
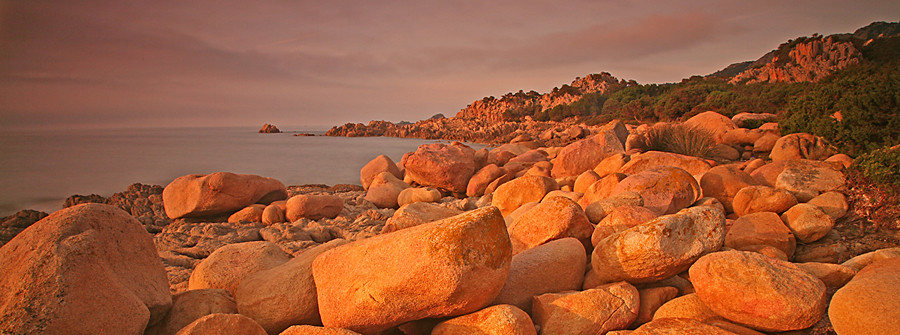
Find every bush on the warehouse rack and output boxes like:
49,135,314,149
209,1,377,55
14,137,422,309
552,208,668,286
635,124,715,158
853,146,900,193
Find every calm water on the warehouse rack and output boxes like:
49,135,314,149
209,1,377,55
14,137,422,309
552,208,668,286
0,127,464,216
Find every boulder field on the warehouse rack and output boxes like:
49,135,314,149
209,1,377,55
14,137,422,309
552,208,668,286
1,113,897,334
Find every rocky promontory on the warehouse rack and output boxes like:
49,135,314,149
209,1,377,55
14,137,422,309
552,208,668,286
2,111,898,334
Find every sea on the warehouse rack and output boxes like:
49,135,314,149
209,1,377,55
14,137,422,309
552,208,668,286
0,127,475,217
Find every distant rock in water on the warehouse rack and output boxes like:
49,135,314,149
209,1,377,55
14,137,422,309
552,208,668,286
259,124,281,133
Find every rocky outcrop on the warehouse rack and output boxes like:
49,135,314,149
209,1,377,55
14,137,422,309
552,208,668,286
259,124,281,133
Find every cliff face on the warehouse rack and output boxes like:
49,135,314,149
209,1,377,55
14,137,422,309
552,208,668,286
455,72,628,122
724,21,899,84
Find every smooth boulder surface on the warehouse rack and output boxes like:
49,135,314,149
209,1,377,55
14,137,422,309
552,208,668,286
830,258,900,335
163,172,288,219
492,238,586,312
228,204,265,223
188,241,291,296
507,196,592,254
699,165,758,213
280,325,361,335
360,155,403,190
633,286,680,326
632,318,738,334
770,133,834,161
781,204,834,243
311,207,512,334
618,151,712,180
381,202,463,234
467,164,505,197
532,282,640,335
145,289,237,335
404,143,476,193
689,250,827,332
236,240,347,334
174,313,266,335
807,191,848,220
775,162,845,202
550,130,625,178
732,186,798,217
431,304,537,335
611,166,702,215
591,205,658,246
397,187,442,207
683,111,737,143
725,212,796,258
0,204,171,335
592,205,725,284
286,194,344,221
491,175,558,216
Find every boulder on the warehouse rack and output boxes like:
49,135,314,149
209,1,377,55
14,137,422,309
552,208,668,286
287,194,345,221
781,204,834,243
0,204,172,334
775,162,845,202
145,289,237,335
796,262,857,289
163,172,288,219
236,240,347,334
725,212,796,258
611,166,702,215
689,250,827,332
592,205,726,284
261,203,286,225
228,204,265,223
770,133,834,161
508,149,549,164
311,207,512,334
807,191,848,220
532,282,640,335
541,190,582,203
404,143,476,193
487,150,517,167
591,205,658,246
382,202,463,234
652,293,720,322
280,325,361,335
699,165,758,213
397,187,442,207
732,186,797,217
830,258,900,335
841,247,900,271
573,170,602,193
431,304,537,335
360,155,403,190
364,172,409,209
753,132,780,152
492,238,586,312
722,128,764,145
708,144,741,161
584,191,644,224
632,318,737,334
188,241,291,296
593,153,630,177
732,112,776,128
174,313,266,335
825,153,853,169
523,161,553,177
550,130,625,178
578,173,627,208
633,286,679,327
684,111,737,143
491,175,558,216
507,196,593,254
618,151,712,181
467,164,504,197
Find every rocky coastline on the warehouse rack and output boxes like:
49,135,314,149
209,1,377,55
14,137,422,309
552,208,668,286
2,111,899,334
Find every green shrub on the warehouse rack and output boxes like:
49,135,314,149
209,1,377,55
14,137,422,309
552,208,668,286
853,146,900,193
636,124,715,158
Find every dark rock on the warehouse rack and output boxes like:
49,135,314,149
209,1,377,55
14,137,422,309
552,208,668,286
259,124,281,133
63,193,107,208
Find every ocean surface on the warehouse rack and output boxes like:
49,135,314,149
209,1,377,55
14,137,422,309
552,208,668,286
0,127,473,216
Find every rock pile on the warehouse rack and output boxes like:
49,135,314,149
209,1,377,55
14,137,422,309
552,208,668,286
1,112,896,334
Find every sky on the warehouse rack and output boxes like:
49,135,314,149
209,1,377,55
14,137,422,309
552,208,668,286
0,0,897,131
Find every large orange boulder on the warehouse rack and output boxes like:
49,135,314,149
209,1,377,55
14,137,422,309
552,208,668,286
532,281,640,335
467,164,505,197
611,166,702,215
431,304,537,335
311,207,512,334
360,155,403,190
591,205,658,246
830,258,900,335
725,212,796,257
492,238,586,312
174,313,266,335
700,165,758,213
145,289,237,335
652,293,721,322
507,196,592,254
188,241,291,296
770,133,834,161
550,130,625,178
618,151,712,180
0,204,172,334
491,175,558,216
578,173,627,208
286,194,344,221
363,172,409,209
592,205,725,284
381,202,463,234
683,111,737,143
163,172,288,219
689,250,827,332
404,143,476,193
236,240,347,334
732,186,797,217
775,161,845,202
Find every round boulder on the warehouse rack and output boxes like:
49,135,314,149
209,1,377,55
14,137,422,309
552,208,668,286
611,166,702,215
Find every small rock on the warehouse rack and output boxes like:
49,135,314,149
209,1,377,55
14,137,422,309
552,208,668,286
397,187,442,207
364,172,409,209
781,203,834,243
259,124,281,133
806,191,848,220
732,186,797,217
381,202,463,234
145,289,237,335
262,203,286,225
